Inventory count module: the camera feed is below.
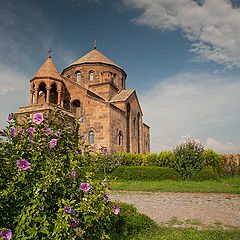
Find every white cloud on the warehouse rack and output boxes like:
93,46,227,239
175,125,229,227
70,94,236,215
206,137,240,153
139,71,240,153
124,0,240,68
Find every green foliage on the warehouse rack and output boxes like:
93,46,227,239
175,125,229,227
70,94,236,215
203,150,224,176
191,167,221,181
173,139,205,180
116,151,174,167
112,166,181,181
109,203,157,239
0,109,119,239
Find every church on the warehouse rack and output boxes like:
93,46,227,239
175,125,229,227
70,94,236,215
16,47,150,153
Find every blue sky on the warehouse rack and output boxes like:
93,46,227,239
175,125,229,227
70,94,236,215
0,0,240,153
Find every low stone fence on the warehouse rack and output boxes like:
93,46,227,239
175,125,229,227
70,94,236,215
223,154,240,175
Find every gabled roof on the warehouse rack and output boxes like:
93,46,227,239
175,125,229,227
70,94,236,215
66,49,121,69
33,57,61,80
110,89,135,102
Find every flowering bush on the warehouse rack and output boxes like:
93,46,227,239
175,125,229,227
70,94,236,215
0,109,120,239
173,139,205,179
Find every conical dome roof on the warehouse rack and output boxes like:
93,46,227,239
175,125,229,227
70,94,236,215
33,56,61,79
67,49,121,69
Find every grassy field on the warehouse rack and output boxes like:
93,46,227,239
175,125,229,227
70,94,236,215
123,227,240,240
111,176,240,194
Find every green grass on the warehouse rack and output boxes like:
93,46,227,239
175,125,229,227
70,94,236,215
124,227,240,240
111,203,240,240
111,177,240,194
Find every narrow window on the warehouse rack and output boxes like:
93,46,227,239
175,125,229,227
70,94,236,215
113,73,117,85
89,130,94,144
118,131,123,146
89,71,94,81
76,72,82,82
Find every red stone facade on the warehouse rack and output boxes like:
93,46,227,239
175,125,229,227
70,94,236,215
16,48,150,153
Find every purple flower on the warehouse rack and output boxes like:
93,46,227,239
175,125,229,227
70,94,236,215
33,113,44,124
71,171,77,180
19,127,24,135
27,127,35,134
9,127,17,137
70,209,76,216
75,149,83,155
8,113,13,121
27,127,35,140
64,206,72,214
0,229,12,240
113,206,120,216
17,159,31,171
55,131,60,137
45,128,53,136
102,147,108,155
103,194,109,201
50,139,57,148
80,182,91,192
69,219,77,228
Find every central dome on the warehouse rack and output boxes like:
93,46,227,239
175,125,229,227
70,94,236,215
66,49,122,69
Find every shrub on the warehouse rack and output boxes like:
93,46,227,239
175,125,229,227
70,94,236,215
191,167,221,181
109,203,157,239
0,109,120,239
203,150,224,176
112,166,181,181
116,152,174,168
173,139,205,180
149,151,174,167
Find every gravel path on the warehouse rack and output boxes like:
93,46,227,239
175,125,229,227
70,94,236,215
110,191,240,229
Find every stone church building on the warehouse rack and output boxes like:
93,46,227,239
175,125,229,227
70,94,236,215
16,48,150,153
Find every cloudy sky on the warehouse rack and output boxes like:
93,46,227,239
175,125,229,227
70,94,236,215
0,0,240,153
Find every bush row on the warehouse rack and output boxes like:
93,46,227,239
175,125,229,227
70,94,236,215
110,166,220,181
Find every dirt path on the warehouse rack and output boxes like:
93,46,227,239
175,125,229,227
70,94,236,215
110,191,240,229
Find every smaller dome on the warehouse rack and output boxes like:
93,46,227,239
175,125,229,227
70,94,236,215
33,57,61,80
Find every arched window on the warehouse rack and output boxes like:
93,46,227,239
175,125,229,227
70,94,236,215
71,99,81,117
50,83,58,104
76,72,82,82
89,71,94,81
38,82,47,104
89,130,94,144
118,131,123,146
133,117,136,136
113,73,117,85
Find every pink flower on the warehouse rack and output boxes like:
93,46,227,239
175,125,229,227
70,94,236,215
80,182,91,192
10,127,17,137
50,139,57,148
102,147,108,155
33,113,44,124
113,206,120,216
17,159,31,171
0,229,12,240
7,113,13,121
45,128,53,136
19,128,24,135
69,218,77,228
